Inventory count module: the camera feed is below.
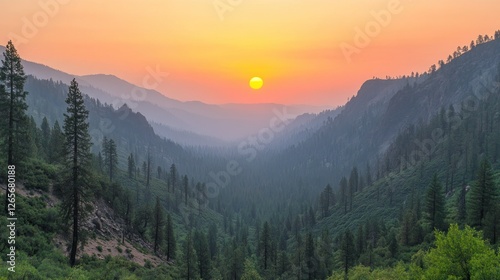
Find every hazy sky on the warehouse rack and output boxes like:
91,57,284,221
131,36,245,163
1,0,499,106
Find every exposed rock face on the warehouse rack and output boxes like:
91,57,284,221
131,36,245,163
91,218,101,231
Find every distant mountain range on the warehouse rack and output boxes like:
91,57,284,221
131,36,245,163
0,45,329,143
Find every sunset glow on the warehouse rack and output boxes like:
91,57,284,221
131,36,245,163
1,0,499,105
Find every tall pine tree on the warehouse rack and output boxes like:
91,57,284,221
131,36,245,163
457,185,467,226
317,230,333,278
425,174,446,231
304,232,316,280
122,190,133,244
152,197,164,254
348,167,358,211
0,41,28,213
468,159,497,229
181,232,199,280
49,120,64,164
194,230,210,279
259,221,272,270
320,184,333,218
40,117,51,160
208,223,218,259
102,137,118,182
165,213,176,261
170,163,178,193
127,153,135,178
339,229,355,277
61,79,93,266
339,177,348,214
183,175,189,205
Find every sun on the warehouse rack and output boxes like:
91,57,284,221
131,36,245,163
249,77,264,90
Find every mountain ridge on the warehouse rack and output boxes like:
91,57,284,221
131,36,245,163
0,45,329,141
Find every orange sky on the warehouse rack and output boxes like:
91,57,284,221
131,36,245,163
0,0,499,106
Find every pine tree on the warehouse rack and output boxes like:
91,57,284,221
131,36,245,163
122,191,133,244
152,197,164,254
141,153,152,203
388,230,398,257
366,162,372,186
183,175,189,205
40,117,51,160
165,213,176,261
277,251,290,277
142,161,147,179
339,229,355,277
304,232,316,280
127,153,135,179
170,163,178,193
317,230,333,279
308,206,316,227
485,203,500,244
241,259,263,280
146,149,151,188
208,223,218,259
293,234,304,280
61,79,93,266
260,221,271,270
355,224,365,258
228,241,245,279
0,41,29,213
157,165,162,179
102,136,109,162
320,184,333,218
400,210,415,246
108,139,117,181
349,167,359,192
182,232,199,280
468,159,497,229
26,116,40,157
48,120,64,164
425,174,446,231
93,152,101,173
340,177,348,214
196,183,207,214
102,137,118,182
349,167,359,211
457,185,467,226
194,230,210,279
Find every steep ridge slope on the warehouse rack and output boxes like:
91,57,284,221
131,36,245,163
272,39,500,188
23,76,211,178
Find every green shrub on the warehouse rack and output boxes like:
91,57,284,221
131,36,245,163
144,259,153,269
22,159,60,191
66,267,92,280
37,258,70,279
0,259,44,280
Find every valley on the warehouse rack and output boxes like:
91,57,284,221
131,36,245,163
0,21,499,280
